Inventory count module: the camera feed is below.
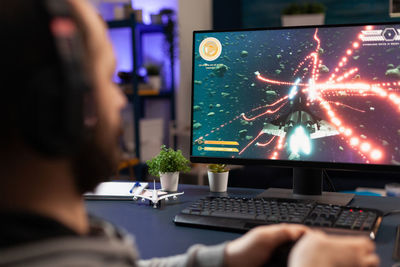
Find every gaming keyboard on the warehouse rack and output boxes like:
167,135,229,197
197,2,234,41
174,196,383,239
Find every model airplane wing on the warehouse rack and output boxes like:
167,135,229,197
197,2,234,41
134,195,154,201
158,192,184,201
310,120,339,139
261,123,287,137
134,189,165,199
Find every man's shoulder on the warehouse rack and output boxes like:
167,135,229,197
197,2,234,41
0,211,78,249
0,212,139,266
0,235,138,266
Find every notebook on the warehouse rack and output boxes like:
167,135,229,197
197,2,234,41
84,181,148,200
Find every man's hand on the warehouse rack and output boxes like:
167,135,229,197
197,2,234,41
224,224,307,267
289,231,380,267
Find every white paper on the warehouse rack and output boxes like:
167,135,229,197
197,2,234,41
84,181,148,197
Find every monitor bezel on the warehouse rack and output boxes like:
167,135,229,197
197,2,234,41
190,21,400,173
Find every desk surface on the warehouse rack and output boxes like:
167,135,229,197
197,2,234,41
86,184,400,266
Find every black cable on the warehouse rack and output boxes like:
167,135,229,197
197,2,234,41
323,169,336,192
383,210,400,217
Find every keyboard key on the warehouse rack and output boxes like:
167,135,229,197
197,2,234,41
181,209,191,214
211,211,255,220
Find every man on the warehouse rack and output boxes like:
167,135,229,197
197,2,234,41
0,0,379,266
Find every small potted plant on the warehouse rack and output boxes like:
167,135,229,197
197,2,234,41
281,2,326,27
146,145,191,191
207,164,229,192
145,63,162,91
159,8,174,24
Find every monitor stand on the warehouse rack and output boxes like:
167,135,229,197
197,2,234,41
256,168,355,206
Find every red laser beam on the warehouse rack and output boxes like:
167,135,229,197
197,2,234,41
241,101,287,121
239,131,264,155
257,136,276,147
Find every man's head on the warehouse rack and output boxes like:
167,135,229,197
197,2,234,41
0,0,127,194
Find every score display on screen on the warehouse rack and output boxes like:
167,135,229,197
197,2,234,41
191,24,400,166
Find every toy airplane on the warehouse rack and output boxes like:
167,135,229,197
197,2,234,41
132,180,184,208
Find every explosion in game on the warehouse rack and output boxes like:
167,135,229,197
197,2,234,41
192,25,400,165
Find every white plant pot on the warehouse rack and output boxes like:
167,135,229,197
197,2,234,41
148,76,161,91
160,172,179,191
208,171,229,192
281,13,325,27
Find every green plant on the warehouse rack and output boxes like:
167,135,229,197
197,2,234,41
208,164,229,173
147,145,191,177
158,8,176,62
282,2,325,15
145,64,161,76
159,8,174,16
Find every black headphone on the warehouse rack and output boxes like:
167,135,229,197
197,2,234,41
23,0,92,156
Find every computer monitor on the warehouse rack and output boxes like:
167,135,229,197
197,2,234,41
190,22,400,205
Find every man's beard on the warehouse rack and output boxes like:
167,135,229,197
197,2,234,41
72,124,122,194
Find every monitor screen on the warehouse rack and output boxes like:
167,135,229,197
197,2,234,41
191,23,400,170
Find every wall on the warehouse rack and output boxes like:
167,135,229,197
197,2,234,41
90,0,213,156
177,0,213,156
243,0,400,28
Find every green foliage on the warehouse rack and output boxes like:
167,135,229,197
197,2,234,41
208,164,229,173
146,145,191,177
159,8,174,16
145,64,161,76
282,2,325,15
159,8,176,61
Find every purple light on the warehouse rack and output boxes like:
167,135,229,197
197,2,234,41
109,28,132,83
131,0,177,24
98,0,178,86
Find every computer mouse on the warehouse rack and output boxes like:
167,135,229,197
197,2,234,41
263,240,296,267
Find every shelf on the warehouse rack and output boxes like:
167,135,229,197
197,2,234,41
137,89,159,96
107,19,131,28
107,20,165,33
139,91,173,99
138,89,172,97
118,157,140,170
106,14,176,179
121,85,173,98
116,157,140,180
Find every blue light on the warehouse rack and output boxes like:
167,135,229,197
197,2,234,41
288,78,301,100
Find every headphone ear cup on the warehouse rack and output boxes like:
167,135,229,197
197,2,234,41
22,65,78,155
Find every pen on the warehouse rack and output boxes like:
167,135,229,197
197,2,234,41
129,182,141,194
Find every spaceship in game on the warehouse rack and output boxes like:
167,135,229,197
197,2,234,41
261,79,339,155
